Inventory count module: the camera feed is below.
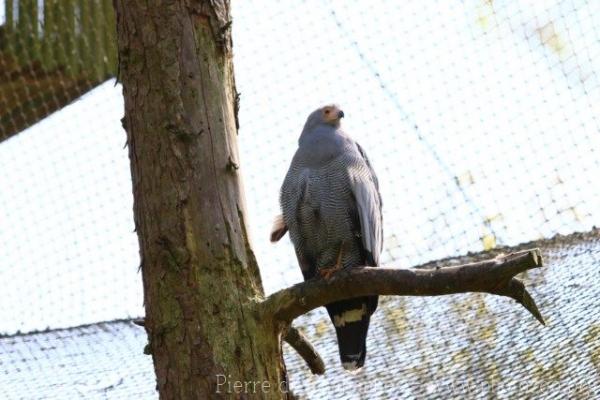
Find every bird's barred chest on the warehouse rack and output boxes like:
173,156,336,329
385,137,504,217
281,160,365,270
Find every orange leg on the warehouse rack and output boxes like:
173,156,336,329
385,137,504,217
319,243,344,280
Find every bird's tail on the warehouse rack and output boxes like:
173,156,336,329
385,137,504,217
326,296,377,372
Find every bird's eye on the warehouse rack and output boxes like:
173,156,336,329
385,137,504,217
324,109,330,114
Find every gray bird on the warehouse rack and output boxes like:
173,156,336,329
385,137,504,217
271,104,383,371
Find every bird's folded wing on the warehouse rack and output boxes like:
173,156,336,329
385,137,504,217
349,145,383,265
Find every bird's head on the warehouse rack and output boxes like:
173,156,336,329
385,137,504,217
303,104,345,132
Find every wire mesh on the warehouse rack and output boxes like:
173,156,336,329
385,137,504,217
0,0,598,398
1,231,598,399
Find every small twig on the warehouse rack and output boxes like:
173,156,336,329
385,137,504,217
226,155,240,172
284,326,325,375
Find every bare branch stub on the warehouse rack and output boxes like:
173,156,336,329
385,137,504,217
262,249,545,325
284,326,325,375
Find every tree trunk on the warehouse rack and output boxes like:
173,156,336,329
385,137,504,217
114,1,287,398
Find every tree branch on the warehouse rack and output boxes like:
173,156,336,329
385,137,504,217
284,326,325,375
261,249,545,325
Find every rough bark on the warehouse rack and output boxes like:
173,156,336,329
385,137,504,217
133,318,325,377
115,1,287,399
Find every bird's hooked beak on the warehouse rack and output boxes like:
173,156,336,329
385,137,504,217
338,110,345,119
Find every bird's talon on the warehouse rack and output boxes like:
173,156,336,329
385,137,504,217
319,260,344,280
318,267,340,280
318,242,346,280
